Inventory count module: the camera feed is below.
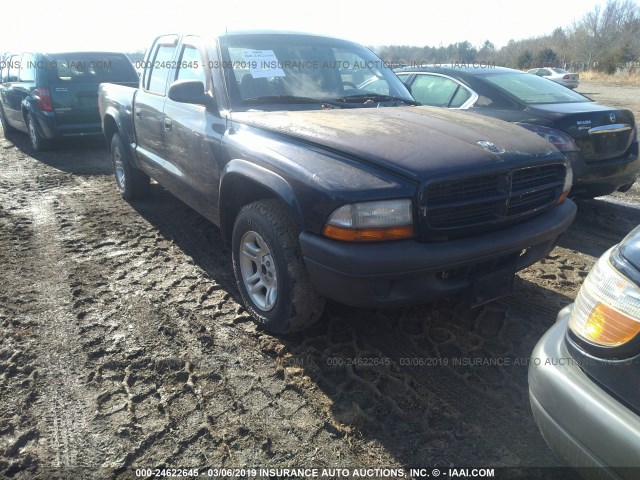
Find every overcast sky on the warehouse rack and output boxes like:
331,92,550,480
2,0,605,53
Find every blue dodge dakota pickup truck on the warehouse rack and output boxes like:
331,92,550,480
98,32,577,333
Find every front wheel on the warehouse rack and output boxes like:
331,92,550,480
111,133,149,200
232,199,325,334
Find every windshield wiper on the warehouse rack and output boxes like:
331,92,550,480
240,95,349,108
335,93,419,106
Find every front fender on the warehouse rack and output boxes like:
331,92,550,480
219,159,304,240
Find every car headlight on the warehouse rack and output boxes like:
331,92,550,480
516,123,579,153
323,199,414,242
569,247,640,347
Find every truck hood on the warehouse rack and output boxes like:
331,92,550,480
231,106,562,180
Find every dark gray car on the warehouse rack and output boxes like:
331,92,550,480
394,66,639,199
529,226,640,479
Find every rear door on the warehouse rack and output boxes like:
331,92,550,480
46,52,139,135
134,35,178,180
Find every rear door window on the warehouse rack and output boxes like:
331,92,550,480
449,84,472,108
411,74,459,107
19,53,36,82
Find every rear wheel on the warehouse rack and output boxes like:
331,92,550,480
232,199,325,334
111,133,149,200
0,107,17,135
27,113,49,151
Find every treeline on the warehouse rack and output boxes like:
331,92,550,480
375,0,640,72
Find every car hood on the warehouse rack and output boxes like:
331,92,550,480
231,106,562,180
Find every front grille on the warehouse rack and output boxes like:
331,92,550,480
427,174,502,204
422,164,565,238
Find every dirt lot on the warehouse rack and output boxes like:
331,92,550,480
1,81,639,479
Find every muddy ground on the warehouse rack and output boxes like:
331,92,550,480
1,81,639,479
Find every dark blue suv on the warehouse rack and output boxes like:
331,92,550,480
0,51,138,150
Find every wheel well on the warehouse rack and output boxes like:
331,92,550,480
219,175,279,243
103,116,118,151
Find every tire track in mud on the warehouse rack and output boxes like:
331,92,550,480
0,134,352,472
277,299,564,471
20,182,108,469
0,194,40,476
55,186,368,471
0,138,121,475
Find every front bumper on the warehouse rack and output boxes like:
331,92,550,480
529,309,640,479
299,199,576,307
569,149,640,198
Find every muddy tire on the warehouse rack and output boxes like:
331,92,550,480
27,113,49,151
111,133,149,200
0,107,17,135
232,199,325,334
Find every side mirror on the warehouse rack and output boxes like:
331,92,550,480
168,80,214,108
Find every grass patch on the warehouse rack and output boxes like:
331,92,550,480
579,70,640,85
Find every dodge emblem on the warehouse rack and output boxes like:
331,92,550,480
609,113,616,123
477,140,504,154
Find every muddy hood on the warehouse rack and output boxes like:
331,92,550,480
232,106,562,179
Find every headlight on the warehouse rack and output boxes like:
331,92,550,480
557,158,573,204
323,199,414,242
516,123,579,153
569,247,640,347
517,123,575,204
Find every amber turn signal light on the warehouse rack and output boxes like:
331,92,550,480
323,224,414,242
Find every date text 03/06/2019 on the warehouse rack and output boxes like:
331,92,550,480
139,467,497,478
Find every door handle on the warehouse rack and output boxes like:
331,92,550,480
164,118,172,130
134,107,141,117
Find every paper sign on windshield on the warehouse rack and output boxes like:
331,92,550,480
243,49,286,79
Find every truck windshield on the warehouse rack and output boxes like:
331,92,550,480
46,53,139,84
217,34,415,109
